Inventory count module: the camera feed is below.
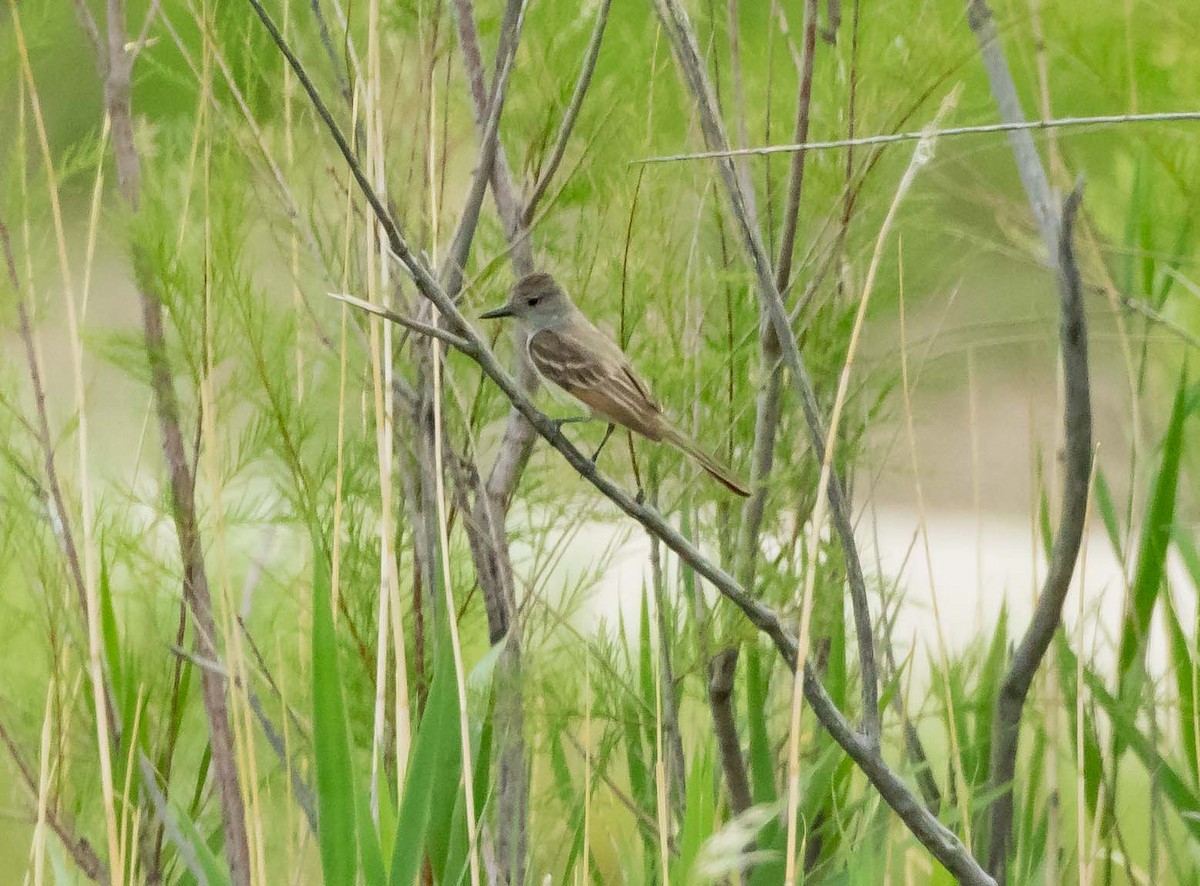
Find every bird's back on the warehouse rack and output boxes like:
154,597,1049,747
526,313,667,440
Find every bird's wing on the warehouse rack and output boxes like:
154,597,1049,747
528,326,664,439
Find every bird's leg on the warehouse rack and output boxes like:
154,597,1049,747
549,415,590,436
590,423,616,463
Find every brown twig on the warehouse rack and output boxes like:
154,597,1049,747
707,647,753,814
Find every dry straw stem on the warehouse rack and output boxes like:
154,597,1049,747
245,2,991,882
783,87,961,886
6,8,124,875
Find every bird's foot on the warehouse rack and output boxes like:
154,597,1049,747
550,415,589,436
590,423,616,463
634,487,646,506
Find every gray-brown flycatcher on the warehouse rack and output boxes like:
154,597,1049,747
481,272,750,497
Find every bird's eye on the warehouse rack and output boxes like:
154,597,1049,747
528,297,540,306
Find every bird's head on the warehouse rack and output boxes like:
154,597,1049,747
480,272,574,330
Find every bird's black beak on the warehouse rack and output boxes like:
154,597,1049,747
479,304,515,319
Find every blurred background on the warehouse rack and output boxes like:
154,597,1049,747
1,0,1197,882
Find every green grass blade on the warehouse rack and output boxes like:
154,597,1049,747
390,622,458,886
1162,585,1198,786
310,525,359,885
1076,650,1200,843
674,748,714,882
1094,471,1126,561
745,643,775,805
1116,369,1188,726
1055,634,1104,817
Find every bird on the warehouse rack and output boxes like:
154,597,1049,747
480,272,750,497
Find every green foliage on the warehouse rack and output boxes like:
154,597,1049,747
1115,368,1188,716
310,524,372,885
3,0,1200,883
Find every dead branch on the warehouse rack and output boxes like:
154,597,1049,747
985,182,1092,881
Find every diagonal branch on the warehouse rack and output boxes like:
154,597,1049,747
329,292,472,350
243,7,992,880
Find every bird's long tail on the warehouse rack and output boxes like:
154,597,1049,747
663,427,750,497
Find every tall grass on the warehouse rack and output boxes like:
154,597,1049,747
1,0,1199,884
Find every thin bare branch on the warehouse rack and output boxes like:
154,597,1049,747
329,292,474,350
966,0,1057,263
521,0,612,225
1,222,91,636
72,0,107,78
986,181,1092,882
104,0,141,207
634,110,1200,164
774,0,819,294
707,648,753,814
441,0,527,299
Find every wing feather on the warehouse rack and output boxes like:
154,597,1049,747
528,327,664,439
